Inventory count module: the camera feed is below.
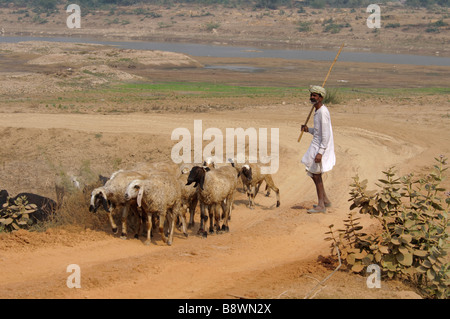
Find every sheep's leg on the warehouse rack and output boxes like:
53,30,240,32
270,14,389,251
166,210,175,246
208,204,216,234
221,194,233,232
248,185,256,209
134,208,141,239
265,176,280,207
175,202,188,238
214,203,223,234
180,213,188,237
188,197,198,229
151,214,158,234
107,209,118,234
120,204,130,240
255,181,263,198
198,202,208,235
158,211,168,244
244,184,252,208
133,206,146,239
265,182,271,197
145,212,153,246
274,188,280,207
178,203,187,230
220,200,228,232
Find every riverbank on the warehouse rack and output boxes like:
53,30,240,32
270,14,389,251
1,3,449,57
1,41,449,99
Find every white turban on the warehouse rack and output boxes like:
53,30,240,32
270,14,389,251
309,85,326,97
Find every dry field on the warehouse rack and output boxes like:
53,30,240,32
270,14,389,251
0,3,449,301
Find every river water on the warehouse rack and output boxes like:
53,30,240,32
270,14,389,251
1,35,450,67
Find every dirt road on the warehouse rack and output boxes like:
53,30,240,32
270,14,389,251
1,98,446,299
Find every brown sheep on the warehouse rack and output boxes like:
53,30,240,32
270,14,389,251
233,162,280,209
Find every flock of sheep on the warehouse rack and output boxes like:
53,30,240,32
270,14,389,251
88,158,281,246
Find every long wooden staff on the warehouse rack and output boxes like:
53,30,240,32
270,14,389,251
297,43,345,143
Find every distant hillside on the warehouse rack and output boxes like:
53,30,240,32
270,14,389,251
1,0,448,13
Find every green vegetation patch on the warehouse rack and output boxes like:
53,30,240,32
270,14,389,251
112,81,303,98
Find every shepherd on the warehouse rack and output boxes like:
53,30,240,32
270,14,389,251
300,85,335,213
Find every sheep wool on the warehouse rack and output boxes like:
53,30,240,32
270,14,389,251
125,172,186,246
89,169,149,238
187,165,238,234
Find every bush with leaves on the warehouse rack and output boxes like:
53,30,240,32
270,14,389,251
326,156,449,299
0,196,37,232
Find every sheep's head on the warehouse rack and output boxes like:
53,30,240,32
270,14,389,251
89,188,111,213
125,179,145,207
186,166,210,190
241,165,252,181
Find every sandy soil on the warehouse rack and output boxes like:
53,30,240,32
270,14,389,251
0,104,441,300
0,82,448,299
0,4,449,301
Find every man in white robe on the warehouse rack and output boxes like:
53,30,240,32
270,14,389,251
301,85,335,213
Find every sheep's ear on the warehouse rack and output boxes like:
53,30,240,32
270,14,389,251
137,187,144,207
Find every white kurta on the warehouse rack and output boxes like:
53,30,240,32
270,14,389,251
301,105,335,174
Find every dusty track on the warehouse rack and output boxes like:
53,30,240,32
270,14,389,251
1,99,447,299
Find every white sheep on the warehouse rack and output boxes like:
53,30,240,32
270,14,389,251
186,165,238,235
124,172,187,246
89,169,148,239
89,161,182,239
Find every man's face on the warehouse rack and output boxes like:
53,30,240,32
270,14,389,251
310,93,322,104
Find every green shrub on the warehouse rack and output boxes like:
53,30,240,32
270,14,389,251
386,23,401,28
326,156,449,299
205,21,220,31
